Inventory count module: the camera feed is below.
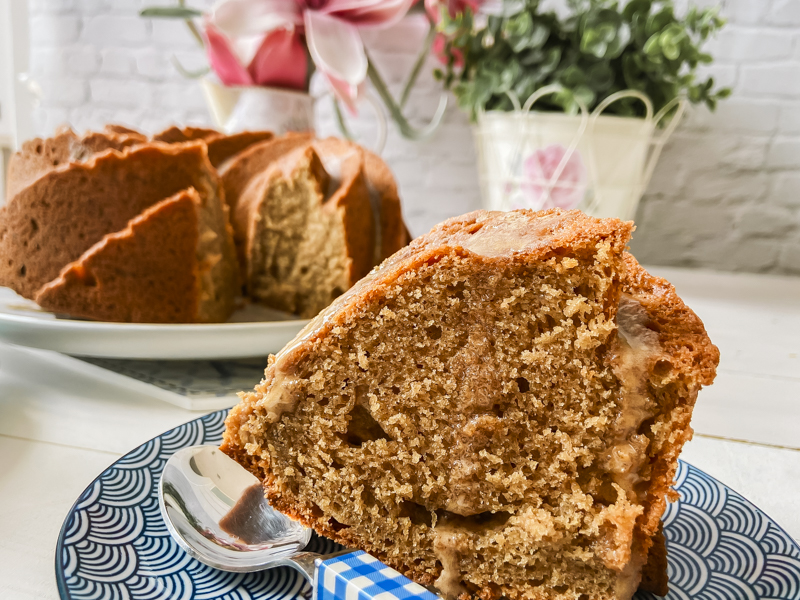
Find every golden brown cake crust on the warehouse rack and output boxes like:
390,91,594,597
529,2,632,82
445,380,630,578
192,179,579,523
638,523,669,596
5,127,144,201
619,252,719,592
35,189,206,323
206,131,275,168
152,125,221,144
222,209,718,600
0,141,227,300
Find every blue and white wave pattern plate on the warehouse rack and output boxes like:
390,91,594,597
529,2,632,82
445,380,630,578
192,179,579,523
56,410,800,600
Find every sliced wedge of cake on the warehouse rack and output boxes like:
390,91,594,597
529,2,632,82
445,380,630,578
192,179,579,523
233,144,374,318
0,141,235,301
36,188,236,323
222,209,718,600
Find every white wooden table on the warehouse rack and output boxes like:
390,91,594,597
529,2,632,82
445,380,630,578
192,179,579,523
1,266,798,600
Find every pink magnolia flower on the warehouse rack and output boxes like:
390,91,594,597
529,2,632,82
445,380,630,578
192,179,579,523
203,0,415,111
520,144,587,210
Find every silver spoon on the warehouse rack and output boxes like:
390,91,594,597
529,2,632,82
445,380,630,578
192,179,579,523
160,445,439,600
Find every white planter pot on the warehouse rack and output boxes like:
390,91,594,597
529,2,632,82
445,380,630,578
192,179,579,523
201,79,315,135
473,88,683,220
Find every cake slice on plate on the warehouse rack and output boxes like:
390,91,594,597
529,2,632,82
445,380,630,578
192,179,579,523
36,188,236,323
222,209,718,600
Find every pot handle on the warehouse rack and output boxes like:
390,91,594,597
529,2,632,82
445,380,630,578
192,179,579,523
639,96,687,195
321,91,389,156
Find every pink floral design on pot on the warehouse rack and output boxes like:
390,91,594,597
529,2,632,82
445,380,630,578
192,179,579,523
520,143,587,210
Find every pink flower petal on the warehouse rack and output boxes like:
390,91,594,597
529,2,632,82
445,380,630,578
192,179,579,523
248,27,309,90
203,21,254,86
432,33,463,67
325,75,365,114
210,0,303,38
305,11,367,91
322,0,415,27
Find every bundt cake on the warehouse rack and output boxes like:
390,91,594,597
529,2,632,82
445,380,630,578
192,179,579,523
36,188,236,323
221,209,719,600
206,131,275,169
0,141,237,315
1,124,410,323
220,132,314,230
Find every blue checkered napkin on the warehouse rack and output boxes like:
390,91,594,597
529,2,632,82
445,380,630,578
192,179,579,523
315,550,439,600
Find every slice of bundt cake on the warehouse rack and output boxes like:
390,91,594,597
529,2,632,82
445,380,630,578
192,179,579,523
221,209,718,600
312,138,411,264
5,126,145,200
233,144,374,318
0,141,236,303
35,188,235,323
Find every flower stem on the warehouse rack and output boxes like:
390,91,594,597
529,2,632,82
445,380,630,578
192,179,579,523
171,56,209,79
178,0,205,48
333,99,355,141
400,21,437,110
366,52,447,141
185,19,205,48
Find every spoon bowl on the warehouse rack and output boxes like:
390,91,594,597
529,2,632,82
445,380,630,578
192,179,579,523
159,445,313,573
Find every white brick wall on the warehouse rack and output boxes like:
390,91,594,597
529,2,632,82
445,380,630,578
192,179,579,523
23,0,800,275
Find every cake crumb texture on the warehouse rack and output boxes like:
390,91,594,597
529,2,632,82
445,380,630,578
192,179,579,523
222,208,719,600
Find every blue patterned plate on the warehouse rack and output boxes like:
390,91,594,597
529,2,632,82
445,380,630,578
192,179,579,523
56,410,800,600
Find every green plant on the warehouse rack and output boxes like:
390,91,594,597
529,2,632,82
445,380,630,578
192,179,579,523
436,0,730,120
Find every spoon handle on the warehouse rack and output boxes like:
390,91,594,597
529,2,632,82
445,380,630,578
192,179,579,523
314,550,439,600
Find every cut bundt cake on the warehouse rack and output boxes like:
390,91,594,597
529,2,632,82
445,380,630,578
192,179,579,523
222,209,719,600
35,188,235,323
233,144,374,318
5,126,145,200
0,141,237,308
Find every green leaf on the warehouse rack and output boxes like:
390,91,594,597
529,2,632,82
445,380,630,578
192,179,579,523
646,5,675,37
643,33,661,56
140,6,203,18
623,0,652,21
